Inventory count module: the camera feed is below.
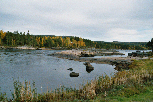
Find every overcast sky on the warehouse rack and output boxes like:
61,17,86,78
0,0,153,42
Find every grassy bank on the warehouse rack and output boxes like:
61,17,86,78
1,59,153,101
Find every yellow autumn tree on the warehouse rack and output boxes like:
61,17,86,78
45,36,48,40
77,37,86,47
41,37,44,47
52,40,55,46
0,30,6,39
77,41,81,47
36,37,40,45
52,37,55,39
0,30,6,45
64,37,71,47
72,39,78,47
78,41,86,47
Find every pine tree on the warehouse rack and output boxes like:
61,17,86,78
147,38,153,52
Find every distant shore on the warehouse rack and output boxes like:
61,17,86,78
0,46,36,50
0,46,70,50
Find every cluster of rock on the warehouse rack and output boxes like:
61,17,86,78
50,52,79,61
67,68,79,77
110,60,132,71
67,62,95,77
79,49,125,57
50,50,135,72
50,49,146,74
68,59,132,77
80,52,95,57
128,51,148,57
50,49,125,58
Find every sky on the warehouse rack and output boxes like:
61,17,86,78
0,0,153,42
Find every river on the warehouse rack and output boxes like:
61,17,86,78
0,49,150,97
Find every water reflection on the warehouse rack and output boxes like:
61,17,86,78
84,62,94,73
86,67,94,73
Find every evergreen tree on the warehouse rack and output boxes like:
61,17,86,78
147,38,153,52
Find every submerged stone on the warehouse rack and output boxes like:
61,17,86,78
67,68,73,71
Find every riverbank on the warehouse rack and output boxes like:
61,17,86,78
0,46,74,50
1,59,153,101
0,46,36,50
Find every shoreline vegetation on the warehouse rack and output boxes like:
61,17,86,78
1,59,153,101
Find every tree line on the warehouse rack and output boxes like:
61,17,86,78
0,30,93,48
0,30,151,50
95,41,148,50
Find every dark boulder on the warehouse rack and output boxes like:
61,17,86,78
84,62,94,73
67,68,73,71
70,72,79,77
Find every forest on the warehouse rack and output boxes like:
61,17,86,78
0,30,149,50
95,41,148,50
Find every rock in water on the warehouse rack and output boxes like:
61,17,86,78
70,72,79,77
67,68,73,71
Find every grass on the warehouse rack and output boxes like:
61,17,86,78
96,85,153,102
0,59,153,101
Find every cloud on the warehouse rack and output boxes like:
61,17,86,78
0,0,153,42
106,28,139,42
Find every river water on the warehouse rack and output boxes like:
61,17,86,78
0,49,151,97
